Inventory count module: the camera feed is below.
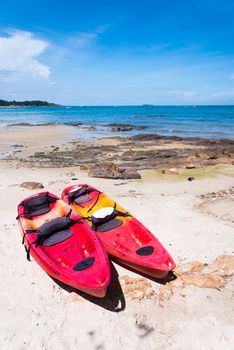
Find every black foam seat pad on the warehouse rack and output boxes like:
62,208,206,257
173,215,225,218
28,207,51,217
74,194,92,205
36,216,76,247
43,229,73,247
97,218,123,232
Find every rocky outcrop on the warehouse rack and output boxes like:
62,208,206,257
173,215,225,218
88,162,141,179
103,123,147,132
18,133,234,171
20,182,44,189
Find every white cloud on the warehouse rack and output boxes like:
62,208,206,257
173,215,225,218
67,25,109,50
211,90,234,98
168,89,198,99
68,32,98,49
0,30,50,80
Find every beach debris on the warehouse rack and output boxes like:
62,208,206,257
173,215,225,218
64,122,83,126
158,283,174,302
175,271,226,289
80,164,91,171
120,275,155,300
11,144,24,148
186,164,196,169
197,187,234,223
109,124,133,132
175,261,204,274
187,177,195,181
198,187,234,201
88,162,141,179
20,181,44,189
103,123,147,132
162,168,180,175
34,152,46,157
66,171,75,177
144,255,234,303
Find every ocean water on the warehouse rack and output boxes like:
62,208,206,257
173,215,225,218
0,105,234,139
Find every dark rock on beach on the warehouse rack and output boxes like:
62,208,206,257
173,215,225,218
88,162,141,179
187,177,195,181
103,123,147,132
63,122,83,126
122,149,156,161
8,122,58,127
127,133,163,141
20,182,44,189
14,130,234,175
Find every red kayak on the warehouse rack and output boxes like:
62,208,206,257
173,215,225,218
17,192,110,297
61,185,176,279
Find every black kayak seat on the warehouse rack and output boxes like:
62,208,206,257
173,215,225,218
23,192,57,217
68,186,94,204
36,216,75,247
97,218,123,232
43,230,73,247
74,194,92,205
91,207,125,232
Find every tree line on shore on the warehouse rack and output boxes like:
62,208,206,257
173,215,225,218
0,99,59,107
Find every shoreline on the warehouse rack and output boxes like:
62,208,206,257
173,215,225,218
2,121,234,139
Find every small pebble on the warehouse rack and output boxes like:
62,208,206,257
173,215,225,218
187,177,195,181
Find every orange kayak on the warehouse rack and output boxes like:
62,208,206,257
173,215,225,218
61,185,175,278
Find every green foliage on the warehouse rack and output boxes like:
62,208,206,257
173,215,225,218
0,99,60,107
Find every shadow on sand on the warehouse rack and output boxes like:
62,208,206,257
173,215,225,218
52,259,176,313
111,258,177,285
52,261,126,313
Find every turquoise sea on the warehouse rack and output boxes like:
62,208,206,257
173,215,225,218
0,105,234,139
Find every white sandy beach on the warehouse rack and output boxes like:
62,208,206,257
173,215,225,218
0,156,233,350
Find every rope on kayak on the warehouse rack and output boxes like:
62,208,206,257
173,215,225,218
25,240,37,261
16,213,32,220
22,229,37,245
87,191,101,213
66,208,73,217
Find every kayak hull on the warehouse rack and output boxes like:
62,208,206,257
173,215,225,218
62,185,176,279
17,192,111,298
111,256,169,279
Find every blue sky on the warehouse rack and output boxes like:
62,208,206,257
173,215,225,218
0,0,234,105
